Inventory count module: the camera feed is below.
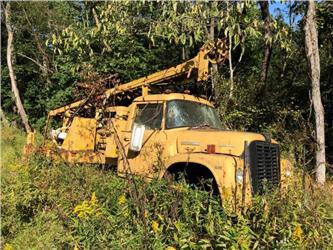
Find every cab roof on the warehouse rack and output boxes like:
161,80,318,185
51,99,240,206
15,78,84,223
133,93,213,107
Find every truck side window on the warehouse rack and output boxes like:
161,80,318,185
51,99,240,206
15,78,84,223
134,103,163,130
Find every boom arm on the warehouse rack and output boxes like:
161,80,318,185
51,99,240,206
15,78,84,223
48,39,228,118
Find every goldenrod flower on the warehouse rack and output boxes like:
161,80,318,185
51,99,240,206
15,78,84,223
90,192,97,205
152,220,159,233
73,192,100,219
4,243,13,250
118,194,126,205
293,224,303,240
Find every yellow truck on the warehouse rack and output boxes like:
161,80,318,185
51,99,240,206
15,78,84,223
25,40,292,206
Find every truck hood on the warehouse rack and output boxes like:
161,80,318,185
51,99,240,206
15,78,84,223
176,129,268,157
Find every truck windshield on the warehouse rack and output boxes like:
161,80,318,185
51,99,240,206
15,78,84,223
166,100,222,129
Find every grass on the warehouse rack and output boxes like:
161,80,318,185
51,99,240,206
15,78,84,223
1,126,333,249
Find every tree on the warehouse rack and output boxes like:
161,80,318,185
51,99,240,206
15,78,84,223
148,1,261,99
50,2,182,82
4,2,31,133
258,1,273,84
1,2,81,129
317,1,333,166
304,0,326,184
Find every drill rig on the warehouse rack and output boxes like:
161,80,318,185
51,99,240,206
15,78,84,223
34,39,229,164
25,39,292,205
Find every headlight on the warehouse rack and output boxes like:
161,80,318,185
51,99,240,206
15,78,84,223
57,132,67,140
236,169,243,184
50,129,67,141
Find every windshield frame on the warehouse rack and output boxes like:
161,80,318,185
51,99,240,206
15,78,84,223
165,99,222,130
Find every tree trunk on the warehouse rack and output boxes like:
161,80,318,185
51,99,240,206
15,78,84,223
304,0,326,184
228,31,234,99
209,16,219,99
225,0,234,99
5,2,32,133
259,1,273,84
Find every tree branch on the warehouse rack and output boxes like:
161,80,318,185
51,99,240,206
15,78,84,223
17,53,54,73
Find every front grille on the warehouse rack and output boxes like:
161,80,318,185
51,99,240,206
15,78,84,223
249,141,280,194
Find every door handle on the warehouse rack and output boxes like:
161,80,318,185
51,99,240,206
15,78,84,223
124,137,130,142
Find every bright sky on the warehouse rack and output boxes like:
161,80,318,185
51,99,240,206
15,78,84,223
269,1,303,28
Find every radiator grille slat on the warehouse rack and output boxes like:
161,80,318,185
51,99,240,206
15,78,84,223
249,141,280,194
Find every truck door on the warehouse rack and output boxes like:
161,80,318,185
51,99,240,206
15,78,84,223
122,102,167,178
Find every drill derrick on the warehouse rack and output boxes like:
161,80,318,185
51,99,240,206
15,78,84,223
38,39,228,154
46,39,228,119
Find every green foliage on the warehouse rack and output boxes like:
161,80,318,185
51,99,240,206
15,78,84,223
147,0,264,72
1,127,333,249
1,2,79,130
49,1,181,82
1,126,26,166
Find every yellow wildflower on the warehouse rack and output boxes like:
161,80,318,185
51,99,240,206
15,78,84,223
73,192,99,219
166,246,176,250
118,194,126,205
293,224,303,240
4,243,13,250
152,220,159,233
90,192,97,205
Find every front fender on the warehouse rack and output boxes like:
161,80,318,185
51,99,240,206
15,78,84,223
161,153,235,186
160,153,251,207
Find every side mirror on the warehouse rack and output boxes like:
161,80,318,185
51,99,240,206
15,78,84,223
129,123,145,151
